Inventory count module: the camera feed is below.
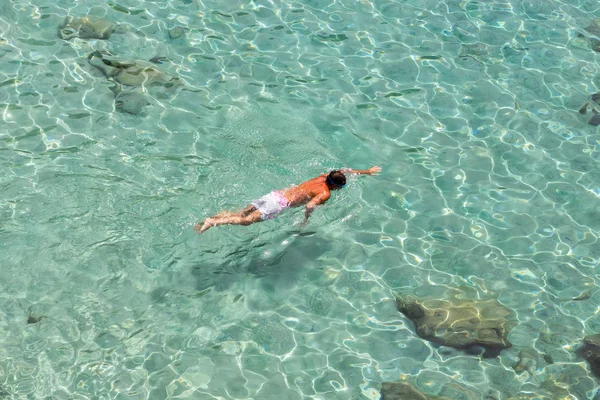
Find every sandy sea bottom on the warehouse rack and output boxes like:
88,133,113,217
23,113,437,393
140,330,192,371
1,0,600,398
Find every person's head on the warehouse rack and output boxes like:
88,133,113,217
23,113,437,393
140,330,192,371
326,170,346,190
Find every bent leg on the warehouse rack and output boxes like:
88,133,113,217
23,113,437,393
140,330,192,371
240,205,257,216
196,210,262,234
212,205,256,219
213,210,262,227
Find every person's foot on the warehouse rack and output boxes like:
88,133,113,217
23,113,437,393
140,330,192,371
195,218,215,234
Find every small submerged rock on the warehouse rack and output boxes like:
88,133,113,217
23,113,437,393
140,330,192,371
396,295,514,357
168,26,188,40
112,87,152,115
27,314,44,324
381,382,449,400
579,334,600,376
577,93,600,126
58,16,120,40
512,348,552,374
458,43,489,64
590,110,600,127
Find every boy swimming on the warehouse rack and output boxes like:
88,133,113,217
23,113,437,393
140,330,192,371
195,166,381,234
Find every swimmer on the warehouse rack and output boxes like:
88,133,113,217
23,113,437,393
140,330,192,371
195,166,381,234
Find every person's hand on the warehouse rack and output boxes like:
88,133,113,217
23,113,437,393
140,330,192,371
369,166,382,175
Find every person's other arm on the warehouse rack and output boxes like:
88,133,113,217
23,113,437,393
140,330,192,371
343,166,382,175
301,191,330,226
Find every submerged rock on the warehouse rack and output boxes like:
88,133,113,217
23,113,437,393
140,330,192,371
512,348,551,374
149,56,168,64
88,51,183,88
113,87,152,115
27,314,44,324
459,43,489,57
590,112,600,127
585,19,600,38
381,382,449,400
58,16,118,40
396,296,514,357
168,26,188,39
541,363,595,400
579,334,600,376
583,19,600,52
578,94,600,123
88,52,183,115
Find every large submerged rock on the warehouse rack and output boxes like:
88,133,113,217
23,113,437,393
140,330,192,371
583,19,600,53
87,51,183,115
396,296,514,357
579,334,600,376
381,382,449,400
58,16,118,40
88,51,183,88
585,19,600,38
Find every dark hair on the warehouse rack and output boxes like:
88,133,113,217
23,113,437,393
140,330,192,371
327,170,346,188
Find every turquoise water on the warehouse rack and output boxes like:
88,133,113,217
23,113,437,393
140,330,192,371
1,0,600,398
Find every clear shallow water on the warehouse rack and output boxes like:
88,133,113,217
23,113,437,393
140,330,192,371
1,0,600,398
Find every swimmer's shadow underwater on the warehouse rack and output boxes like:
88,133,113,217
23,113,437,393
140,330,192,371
190,229,332,294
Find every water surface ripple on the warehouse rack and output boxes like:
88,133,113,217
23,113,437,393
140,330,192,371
1,0,600,398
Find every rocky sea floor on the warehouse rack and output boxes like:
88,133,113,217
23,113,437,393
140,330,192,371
1,0,600,398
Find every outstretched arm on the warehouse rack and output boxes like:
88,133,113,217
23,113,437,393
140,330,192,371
342,166,382,176
301,191,330,226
